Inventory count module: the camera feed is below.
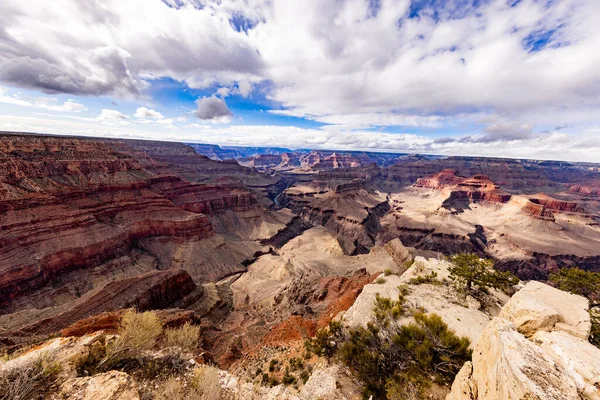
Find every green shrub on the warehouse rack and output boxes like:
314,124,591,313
408,271,441,285
288,357,303,371
397,284,410,296
549,268,600,348
339,312,471,399
590,314,600,348
375,277,387,284
384,269,394,276
300,370,310,384
282,368,296,385
373,292,407,324
304,320,343,358
549,268,600,304
268,359,278,372
164,322,200,351
448,253,517,293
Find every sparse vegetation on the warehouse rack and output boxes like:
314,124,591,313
164,322,201,350
403,259,415,271
153,377,183,400
0,354,62,400
448,253,518,293
99,310,163,370
375,277,387,284
408,271,441,285
304,320,343,358
549,268,600,347
384,269,394,276
304,293,471,399
190,365,223,399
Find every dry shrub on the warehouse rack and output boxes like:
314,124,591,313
190,365,223,400
153,377,183,400
164,322,200,350
0,354,61,400
100,310,162,369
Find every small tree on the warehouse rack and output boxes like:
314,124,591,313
549,268,600,306
448,253,517,292
549,268,600,348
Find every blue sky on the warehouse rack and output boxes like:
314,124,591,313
0,0,599,161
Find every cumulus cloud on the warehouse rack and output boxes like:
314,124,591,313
0,1,263,97
1,0,600,160
194,95,233,123
134,107,163,119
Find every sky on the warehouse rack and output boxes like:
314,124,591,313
0,0,599,162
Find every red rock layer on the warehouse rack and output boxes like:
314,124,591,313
416,170,513,204
313,153,361,169
569,184,600,197
0,134,258,310
528,195,586,213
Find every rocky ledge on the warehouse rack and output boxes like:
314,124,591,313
448,281,599,399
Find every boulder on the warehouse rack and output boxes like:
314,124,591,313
470,318,579,399
0,332,105,379
447,281,596,400
53,370,140,400
532,330,600,399
299,363,361,400
499,281,591,339
383,238,411,269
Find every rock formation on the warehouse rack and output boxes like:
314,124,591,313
447,281,599,399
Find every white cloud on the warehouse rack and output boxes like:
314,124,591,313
0,1,263,97
1,1,600,160
36,99,87,112
1,113,599,162
0,86,87,112
134,107,163,119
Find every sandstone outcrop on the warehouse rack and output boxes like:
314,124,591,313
343,256,509,347
447,281,600,400
53,371,140,400
499,280,591,338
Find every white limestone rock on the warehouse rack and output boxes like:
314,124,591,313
53,370,140,400
532,330,600,399
499,280,591,339
470,318,580,400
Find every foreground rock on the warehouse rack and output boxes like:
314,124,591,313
499,280,591,339
342,256,509,347
53,371,140,400
448,281,600,400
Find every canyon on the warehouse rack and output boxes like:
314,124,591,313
1,132,600,399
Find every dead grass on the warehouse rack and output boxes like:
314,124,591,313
164,323,200,351
0,354,61,400
190,365,223,399
99,310,162,370
153,377,183,400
